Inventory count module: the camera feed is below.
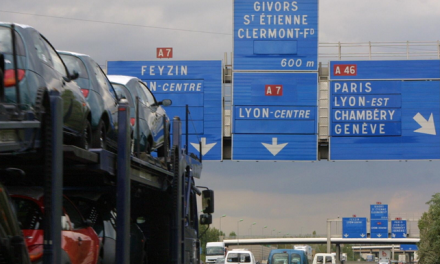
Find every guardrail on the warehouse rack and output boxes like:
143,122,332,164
319,41,440,62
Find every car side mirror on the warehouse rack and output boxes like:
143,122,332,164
201,189,214,214
158,99,172,107
70,70,79,80
136,216,146,224
199,213,212,225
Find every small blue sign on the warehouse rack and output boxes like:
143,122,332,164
342,217,367,238
329,60,440,161
234,0,318,71
370,204,389,220
107,60,222,160
400,244,418,251
232,72,318,160
391,220,407,238
370,220,388,238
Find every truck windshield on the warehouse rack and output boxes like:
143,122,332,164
207,246,225,255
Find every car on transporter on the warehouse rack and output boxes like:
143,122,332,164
0,22,92,152
9,187,100,264
58,51,120,150
108,75,171,156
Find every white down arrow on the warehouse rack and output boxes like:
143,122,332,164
413,113,436,135
190,138,216,156
262,138,288,156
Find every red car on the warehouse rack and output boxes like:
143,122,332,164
9,187,100,264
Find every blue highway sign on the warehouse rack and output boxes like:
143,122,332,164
370,204,388,220
107,60,223,160
233,0,318,71
400,244,418,251
391,220,407,238
232,72,318,160
370,220,388,238
342,217,367,238
329,60,440,160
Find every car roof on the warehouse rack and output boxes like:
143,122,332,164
57,50,90,58
7,186,44,200
107,75,137,85
271,249,305,254
0,21,34,29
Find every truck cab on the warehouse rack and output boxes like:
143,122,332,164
206,242,226,263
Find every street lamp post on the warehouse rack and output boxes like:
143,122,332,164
250,222,256,237
219,214,226,240
237,219,243,246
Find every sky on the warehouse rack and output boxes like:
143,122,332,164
2,0,440,238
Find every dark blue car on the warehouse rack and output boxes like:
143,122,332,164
59,51,119,150
268,249,309,264
0,23,92,152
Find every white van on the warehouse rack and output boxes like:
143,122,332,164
206,242,226,263
312,253,336,264
226,249,257,264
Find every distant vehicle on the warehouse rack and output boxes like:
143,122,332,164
59,51,120,150
9,187,100,264
68,193,146,264
312,253,336,264
215,257,225,264
0,182,31,264
293,245,313,262
268,249,308,264
206,242,226,263
0,23,92,152
108,75,171,156
226,249,257,264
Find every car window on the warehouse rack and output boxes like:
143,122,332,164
291,253,301,264
92,62,118,100
63,197,85,229
134,82,150,105
325,256,332,264
113,84,134,107
59,54,89,79
12,198,43,230
139,81,157,105
272,253,288,264
227,253,251,263
0,27,25,55
31,31,51,65
41,37,68,77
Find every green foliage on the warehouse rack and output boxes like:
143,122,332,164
418,193,440,264
229,231,237,237
199,226,225,261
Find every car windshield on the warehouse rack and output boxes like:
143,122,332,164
272,253,288,264
227,253,251,263
11,197,43,230
0,26,25,56
207,246,225,255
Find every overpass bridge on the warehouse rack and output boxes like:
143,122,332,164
223,237,419,246
224,237,420,262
